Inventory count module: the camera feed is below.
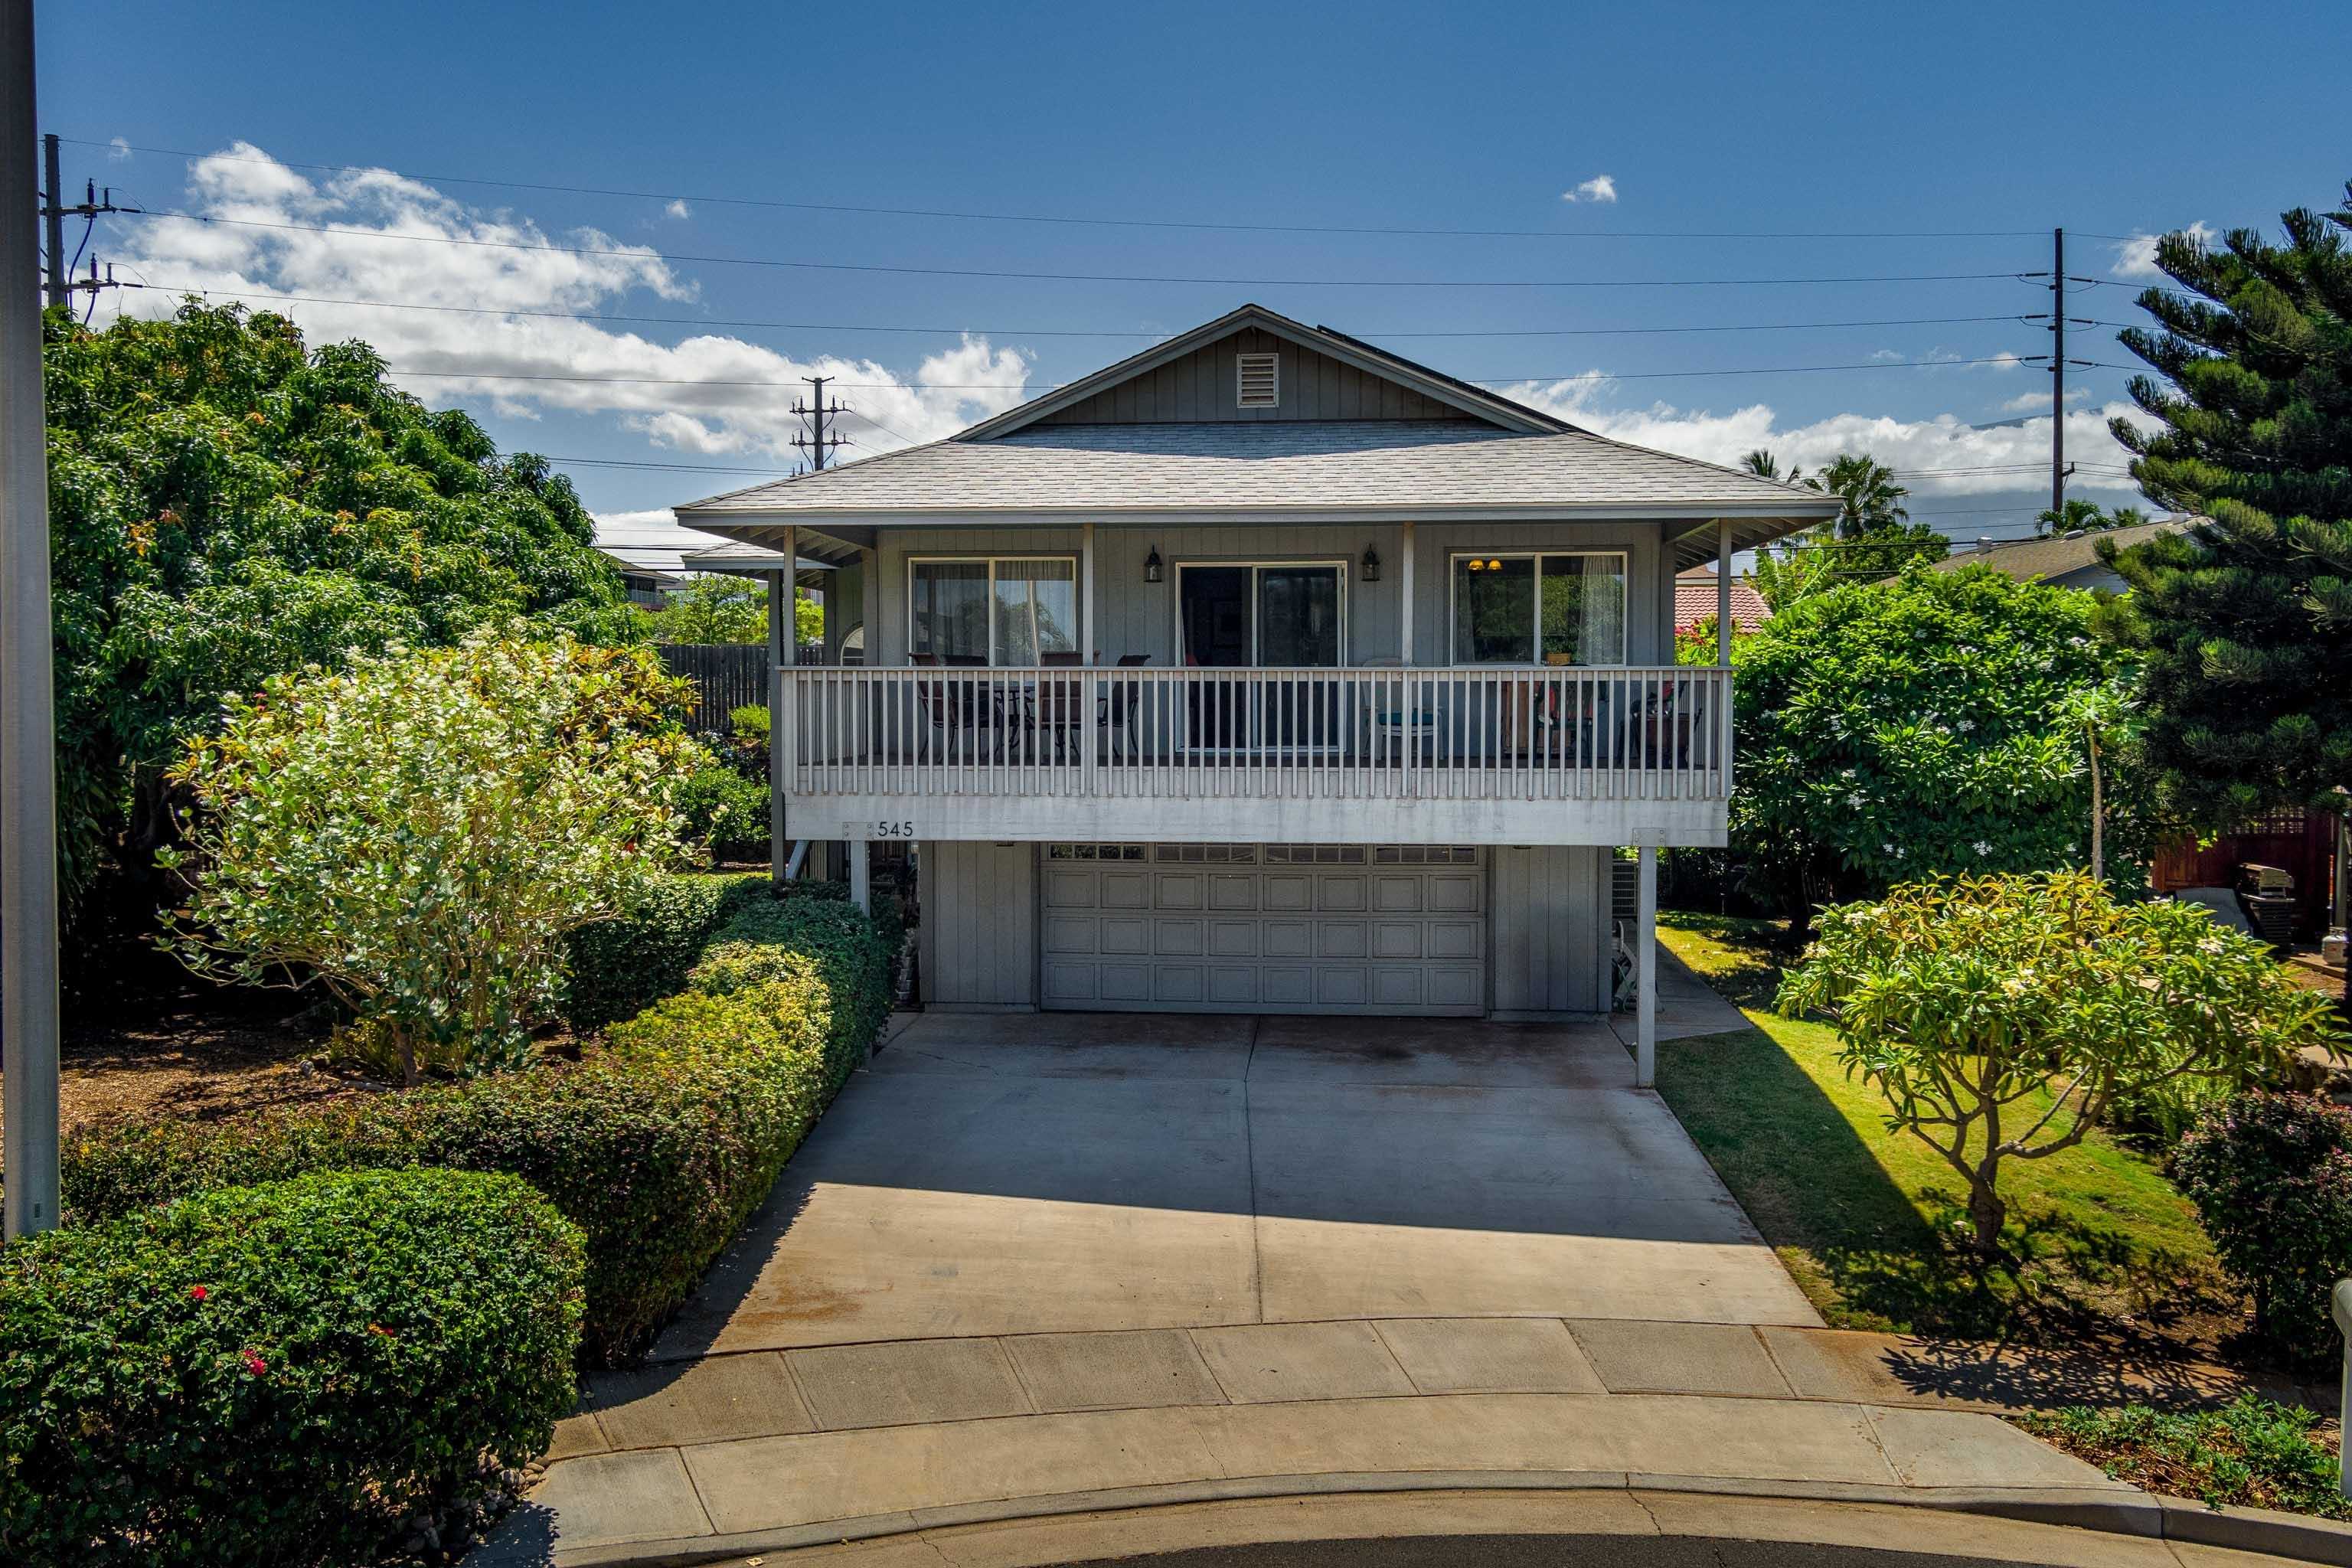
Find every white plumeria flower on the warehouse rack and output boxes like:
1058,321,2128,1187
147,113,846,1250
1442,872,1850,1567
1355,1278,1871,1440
1972,841,1993,856
1955,719,1975,733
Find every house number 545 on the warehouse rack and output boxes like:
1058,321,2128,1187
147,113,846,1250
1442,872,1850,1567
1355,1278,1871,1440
872,820,915,839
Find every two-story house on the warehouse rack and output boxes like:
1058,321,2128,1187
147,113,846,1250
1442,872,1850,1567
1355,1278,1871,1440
675,305,1837,1083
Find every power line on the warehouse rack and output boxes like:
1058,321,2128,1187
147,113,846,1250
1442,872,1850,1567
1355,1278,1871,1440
370,352,2072,394
113,211,2028,291
113,281,2040,342
69,137,2053,243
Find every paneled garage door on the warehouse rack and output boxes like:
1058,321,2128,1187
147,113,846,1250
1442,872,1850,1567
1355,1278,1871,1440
1038,844,1485,1015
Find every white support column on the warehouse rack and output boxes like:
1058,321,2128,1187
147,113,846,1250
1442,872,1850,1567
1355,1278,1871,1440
849,837,871,915
1717,519,1733,667
1397,521,1416,664
1080,521,1096,665
1635,844,1658,1089
770,528,796,890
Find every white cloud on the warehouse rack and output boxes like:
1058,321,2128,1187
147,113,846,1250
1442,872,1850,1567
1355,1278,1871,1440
99,143,1034,461
2111,220,2214,279
2000,387,2092,414
1562,175,1617,204
1501,374,2150,498
664,199,691,220
106,136,131,162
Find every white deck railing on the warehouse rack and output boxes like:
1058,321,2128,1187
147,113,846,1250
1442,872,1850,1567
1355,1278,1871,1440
781,665,1730,805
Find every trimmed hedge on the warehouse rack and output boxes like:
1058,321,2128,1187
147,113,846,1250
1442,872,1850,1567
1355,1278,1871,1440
557,871,769,1031
1,1168,582,1568
66,877,892,1364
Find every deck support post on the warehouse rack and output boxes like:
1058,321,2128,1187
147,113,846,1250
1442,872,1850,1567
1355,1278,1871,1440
1635,843,1658,1088
769,527,795,890
1397,521,1416,665
850,837,871,914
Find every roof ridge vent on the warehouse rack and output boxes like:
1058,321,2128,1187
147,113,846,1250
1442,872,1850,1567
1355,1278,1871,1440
1236,351,1279,409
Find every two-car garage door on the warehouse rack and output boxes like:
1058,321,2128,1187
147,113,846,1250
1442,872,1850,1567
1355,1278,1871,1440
1038,844,1485,1015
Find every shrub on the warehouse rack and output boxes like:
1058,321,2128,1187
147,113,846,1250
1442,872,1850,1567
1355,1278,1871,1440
2020,1396,2346,1518
67,883,890,1364
2176,1091,2352,1362
1779,872,2338,1256
675,756,769,861
0,1168,583,1568
156,630,701,1082
699,893,892,1089
728,703,770,740
558,871,768,1031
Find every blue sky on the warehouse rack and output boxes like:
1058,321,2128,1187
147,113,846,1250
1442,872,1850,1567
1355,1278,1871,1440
38,0,2352,570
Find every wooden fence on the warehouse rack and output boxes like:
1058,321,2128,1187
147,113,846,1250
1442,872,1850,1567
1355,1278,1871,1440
659,643,820,732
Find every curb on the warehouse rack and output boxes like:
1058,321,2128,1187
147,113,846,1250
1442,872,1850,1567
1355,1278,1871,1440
481,1470,2352,1568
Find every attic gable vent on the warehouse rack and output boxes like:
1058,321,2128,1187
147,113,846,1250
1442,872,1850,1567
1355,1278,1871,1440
1236,351,1279,408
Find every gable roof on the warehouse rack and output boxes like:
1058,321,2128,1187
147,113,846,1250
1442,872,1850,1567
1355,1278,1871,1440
1920,517,2190,584
959,303,1573,440
674,306,1843,565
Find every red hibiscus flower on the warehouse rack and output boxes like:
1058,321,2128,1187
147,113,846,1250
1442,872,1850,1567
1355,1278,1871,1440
188,1285,208,1302
242,1352,266,1377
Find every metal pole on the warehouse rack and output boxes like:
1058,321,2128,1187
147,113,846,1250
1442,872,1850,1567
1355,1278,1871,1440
2,0,62,1240
2052,227,2066,518
767,567,788,890
39,132,59,312
1635,844,1658,1089
2333,1279,2352,1498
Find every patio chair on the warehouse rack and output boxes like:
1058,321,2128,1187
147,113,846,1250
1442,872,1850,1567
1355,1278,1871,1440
1357,657,1437,763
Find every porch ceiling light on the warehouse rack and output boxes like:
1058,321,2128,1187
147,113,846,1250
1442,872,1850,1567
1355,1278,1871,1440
1361,546,1380,583
1144,546,1164,583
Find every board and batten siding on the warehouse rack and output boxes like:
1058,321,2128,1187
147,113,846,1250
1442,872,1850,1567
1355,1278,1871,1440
918,840,1038,1009
866,518,1678,667
1487,845,1612,1016
1034,326,1474,426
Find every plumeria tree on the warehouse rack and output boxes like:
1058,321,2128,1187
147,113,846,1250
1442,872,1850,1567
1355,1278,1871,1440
1729,564,2122,935
158,631,701,1082
1779,874,2338,1255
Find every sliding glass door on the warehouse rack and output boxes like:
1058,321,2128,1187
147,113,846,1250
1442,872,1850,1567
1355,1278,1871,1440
1177,563,1344,752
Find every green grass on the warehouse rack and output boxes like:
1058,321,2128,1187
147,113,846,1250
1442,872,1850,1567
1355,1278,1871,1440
1655,910,2236,1344
2018,1398,2345,1517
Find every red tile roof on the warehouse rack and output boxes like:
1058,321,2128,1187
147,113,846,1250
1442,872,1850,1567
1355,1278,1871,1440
1674,574,1770,635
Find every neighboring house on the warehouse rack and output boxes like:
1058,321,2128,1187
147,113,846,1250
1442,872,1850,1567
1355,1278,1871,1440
601,554,686,607
1674,567,1769,636
1920,517,2191,593
675,304,1836,1078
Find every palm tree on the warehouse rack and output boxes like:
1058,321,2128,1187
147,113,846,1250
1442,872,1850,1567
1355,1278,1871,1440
1741,449,1802,485
1805,454,1909,538
2035,499,2151,537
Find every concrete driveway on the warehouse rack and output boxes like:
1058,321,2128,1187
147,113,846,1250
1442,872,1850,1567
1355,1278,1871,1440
653,1011,1817,1360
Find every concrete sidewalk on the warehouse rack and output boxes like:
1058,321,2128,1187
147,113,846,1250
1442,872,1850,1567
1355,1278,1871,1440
475,1316,2190,1566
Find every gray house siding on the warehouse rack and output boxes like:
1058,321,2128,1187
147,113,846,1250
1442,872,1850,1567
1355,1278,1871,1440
917,840,1037,1009
1488,846,1612,1015
867,518,1675,668
1034,326,1472,426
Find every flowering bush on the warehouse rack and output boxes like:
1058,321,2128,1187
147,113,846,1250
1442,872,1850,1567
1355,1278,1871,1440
1728,565,2130,929
158,629,702,1081
1778,873,2337,1255
2176,1093,2352,1363
0,1168,583,1567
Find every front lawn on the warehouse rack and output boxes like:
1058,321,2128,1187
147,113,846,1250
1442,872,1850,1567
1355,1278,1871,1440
1655,910,2245,1357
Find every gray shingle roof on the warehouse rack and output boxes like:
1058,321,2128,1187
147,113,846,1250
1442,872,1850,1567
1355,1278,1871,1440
676,420,1839,524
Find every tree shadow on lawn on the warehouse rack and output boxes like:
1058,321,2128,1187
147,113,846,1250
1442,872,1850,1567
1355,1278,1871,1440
1659,1024,2243,1380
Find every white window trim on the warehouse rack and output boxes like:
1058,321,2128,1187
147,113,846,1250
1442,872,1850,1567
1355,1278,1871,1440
1445,550,1631,668
1171,558,1351,668
906,554,1081,666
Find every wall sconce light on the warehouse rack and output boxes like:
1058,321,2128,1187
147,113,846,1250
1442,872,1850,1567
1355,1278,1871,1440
1361,546,1381,583
1144,547,1164,583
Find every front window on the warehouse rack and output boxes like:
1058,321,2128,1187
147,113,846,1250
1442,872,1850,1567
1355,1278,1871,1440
910,557,1076,665
1450,553,1626,665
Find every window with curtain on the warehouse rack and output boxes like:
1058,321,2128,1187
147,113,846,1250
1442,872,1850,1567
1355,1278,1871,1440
1449,553,1626,665
910,558,1076,664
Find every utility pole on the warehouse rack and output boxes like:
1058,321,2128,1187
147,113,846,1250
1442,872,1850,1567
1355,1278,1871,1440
38,134,132,315
790,375,850,473
3,0,61,1240
2051,227,2066,516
